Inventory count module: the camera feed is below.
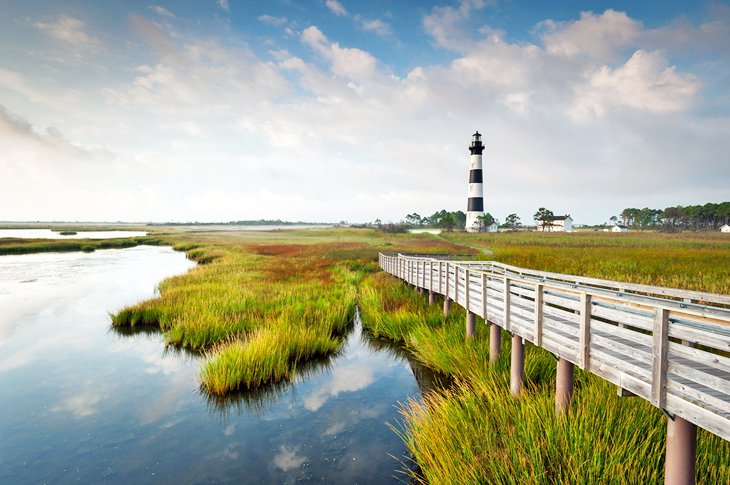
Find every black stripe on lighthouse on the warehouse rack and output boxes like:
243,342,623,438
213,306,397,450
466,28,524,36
469,169,483,183
467,197,483,212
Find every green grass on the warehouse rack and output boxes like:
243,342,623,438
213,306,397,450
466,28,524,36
109,230,468,395
359,237,730,484
442,231,730,294
0,236,163,255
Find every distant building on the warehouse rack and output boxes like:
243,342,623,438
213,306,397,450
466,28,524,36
721,224,730,233
539,215,573,232
612,225,629,233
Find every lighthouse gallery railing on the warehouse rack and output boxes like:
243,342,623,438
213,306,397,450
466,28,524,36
378,252,730,442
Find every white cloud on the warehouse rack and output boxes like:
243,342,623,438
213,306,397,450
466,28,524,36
301,26,378,79
325,0,347,17
150,5,175,18
540,9,641,60
572,49,701,120
423,0,488,51
258,15,288,27
361,18,391,36
217,0,230,12
33,15,102,51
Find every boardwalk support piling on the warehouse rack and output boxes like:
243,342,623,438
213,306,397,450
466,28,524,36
665,415,697,485
428,290,435,305
443,297,451,317
511,334,524,396
556,357,574,415
466,311,476,339
489,324,501,364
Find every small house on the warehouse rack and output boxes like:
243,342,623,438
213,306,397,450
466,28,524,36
721,224,730,233
539,215,573,232
612,225,629,233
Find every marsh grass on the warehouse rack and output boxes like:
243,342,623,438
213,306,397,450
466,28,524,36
109,229,469,395
443,231,730,293
359,264,730,484
0,236,161,255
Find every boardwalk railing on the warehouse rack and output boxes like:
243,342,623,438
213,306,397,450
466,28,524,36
378,252,729,483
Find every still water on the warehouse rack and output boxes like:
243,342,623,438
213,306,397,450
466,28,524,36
0,246,433,483
0,229,148,239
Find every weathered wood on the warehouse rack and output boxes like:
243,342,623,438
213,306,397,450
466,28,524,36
380,253,730,447
503,277,511,332
534,283,544,347
652,308,670,409
579,293,592,370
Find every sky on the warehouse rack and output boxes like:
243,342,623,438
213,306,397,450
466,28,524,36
1,0,729,225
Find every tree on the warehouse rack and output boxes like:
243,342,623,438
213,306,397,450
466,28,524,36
404,213,423,226
504,213,521,230
533,207,554,231
438,214,456,232
609,215,618,226
453,210,467,229
476,213,496,232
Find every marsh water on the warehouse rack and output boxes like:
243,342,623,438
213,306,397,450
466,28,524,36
0,229,148,239
0,246,436,483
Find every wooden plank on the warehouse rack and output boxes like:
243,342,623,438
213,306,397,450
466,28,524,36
668,341,730,375
667,360,730,397
482,273,488,322
445,262,450,300
667,322,730,353
465,268,471,314
666,379,730,415
534,283,543,347
666,393,730,442
504,277,511,332
651,308,670,408
590,319,652,347
579,293,591,370
590,333,652,366
455,266,460,306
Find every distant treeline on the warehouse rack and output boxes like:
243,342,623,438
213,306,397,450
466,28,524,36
619,202,730,231
149,219,333,226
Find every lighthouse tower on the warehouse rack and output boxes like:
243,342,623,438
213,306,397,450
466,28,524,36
465,131,485,233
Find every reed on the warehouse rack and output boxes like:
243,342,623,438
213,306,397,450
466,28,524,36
360,254,730,483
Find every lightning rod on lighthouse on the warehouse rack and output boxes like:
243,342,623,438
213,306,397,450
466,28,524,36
465,131,485,232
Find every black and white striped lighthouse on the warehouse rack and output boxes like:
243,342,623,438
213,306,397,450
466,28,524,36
465,131,485,232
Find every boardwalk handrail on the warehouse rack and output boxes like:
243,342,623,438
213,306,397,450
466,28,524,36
378,252,730,448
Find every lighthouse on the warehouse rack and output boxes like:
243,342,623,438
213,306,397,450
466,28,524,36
465,131,485,232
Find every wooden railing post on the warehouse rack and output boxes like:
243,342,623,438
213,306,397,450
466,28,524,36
443,262,451,317
534,284,543,347
465,269,475,338
428,260,435,304
652,308,670,409
455,266,460,306
579,293,592,370
503,277,511,332
481,273,488,321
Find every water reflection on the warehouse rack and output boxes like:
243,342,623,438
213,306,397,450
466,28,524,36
0,247,441,484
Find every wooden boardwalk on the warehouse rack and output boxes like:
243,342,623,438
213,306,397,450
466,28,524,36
379,252,729,482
